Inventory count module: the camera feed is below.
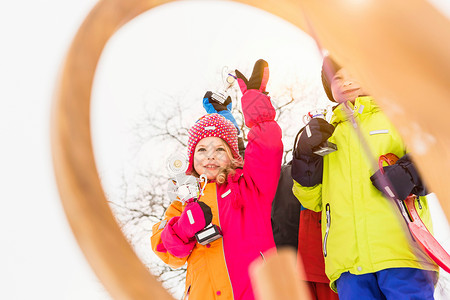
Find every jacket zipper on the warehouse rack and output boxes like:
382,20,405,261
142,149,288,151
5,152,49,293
184,285,191,300
323,203,331,257
417,197,422,209
217,185,235,300
260,251,266,263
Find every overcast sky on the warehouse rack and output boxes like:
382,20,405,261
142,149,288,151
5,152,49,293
1,0,450,299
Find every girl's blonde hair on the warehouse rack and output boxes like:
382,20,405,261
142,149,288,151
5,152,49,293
192,138,243,184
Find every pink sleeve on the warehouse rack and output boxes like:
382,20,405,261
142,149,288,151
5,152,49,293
241,90,276,128
161,216,196,258
241,90,283,200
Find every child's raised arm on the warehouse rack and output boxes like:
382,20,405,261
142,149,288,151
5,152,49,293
235,59,283,199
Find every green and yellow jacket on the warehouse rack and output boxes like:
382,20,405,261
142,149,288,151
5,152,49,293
292,96,438,291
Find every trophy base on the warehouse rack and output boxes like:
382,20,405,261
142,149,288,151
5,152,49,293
313,141,337,156
195,224,223,245
211,92,227,104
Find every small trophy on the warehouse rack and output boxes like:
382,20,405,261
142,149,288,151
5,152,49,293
166,153,200,203
211,67,237,104
166,152,223,245
303,107,337,156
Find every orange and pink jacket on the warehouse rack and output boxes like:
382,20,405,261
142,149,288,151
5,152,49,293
151,90,283,300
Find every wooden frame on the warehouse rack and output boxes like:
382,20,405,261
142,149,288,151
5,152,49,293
51,0,450,299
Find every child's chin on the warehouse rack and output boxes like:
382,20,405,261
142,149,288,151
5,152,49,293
206,171,219,180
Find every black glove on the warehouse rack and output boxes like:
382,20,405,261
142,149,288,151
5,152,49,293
291,154,324,187
203,91,231,112
203,91,239,132
294,118,335,156
235,59,269,94
370,154,427,200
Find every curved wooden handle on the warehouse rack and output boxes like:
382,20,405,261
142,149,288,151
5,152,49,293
51,0,174,299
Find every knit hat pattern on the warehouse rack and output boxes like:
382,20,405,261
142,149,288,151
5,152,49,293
186,113,242,175
321,56,342,102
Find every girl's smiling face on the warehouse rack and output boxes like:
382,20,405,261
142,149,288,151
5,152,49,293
193,136,232,180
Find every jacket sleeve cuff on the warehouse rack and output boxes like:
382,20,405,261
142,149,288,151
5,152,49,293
292,180,323,212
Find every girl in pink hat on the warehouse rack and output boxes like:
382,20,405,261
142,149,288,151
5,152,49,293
151,59,283,300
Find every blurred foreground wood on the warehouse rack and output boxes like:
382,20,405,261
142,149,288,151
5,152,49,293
250,248,312,300
51,0,174,299
51,0,449,299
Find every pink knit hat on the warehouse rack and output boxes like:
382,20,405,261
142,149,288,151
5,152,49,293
186,113,242,175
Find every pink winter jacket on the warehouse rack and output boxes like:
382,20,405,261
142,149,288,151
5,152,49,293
151,90,283,300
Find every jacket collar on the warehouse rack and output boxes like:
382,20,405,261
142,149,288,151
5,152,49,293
330,96,379,125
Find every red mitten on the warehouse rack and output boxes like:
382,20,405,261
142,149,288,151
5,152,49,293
171,201,212,243
161,217,196,258
235,59,269,94
235,59,275,128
